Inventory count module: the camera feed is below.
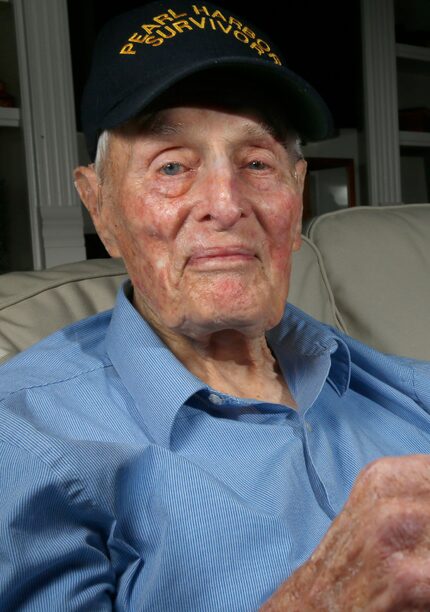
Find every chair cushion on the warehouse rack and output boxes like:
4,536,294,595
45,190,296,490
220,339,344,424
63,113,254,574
289,236,342,329
307,204,430,360
0,237,340,363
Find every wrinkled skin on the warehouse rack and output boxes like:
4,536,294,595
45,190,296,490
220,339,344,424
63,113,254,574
261,455,430,611
75,106,430,610
76,106,305,341
75,105,305,404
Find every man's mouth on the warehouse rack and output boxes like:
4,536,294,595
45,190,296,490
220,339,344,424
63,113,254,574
187,246,257,269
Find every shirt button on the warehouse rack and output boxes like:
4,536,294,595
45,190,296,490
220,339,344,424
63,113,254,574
305,421,312,432
208,393,223,405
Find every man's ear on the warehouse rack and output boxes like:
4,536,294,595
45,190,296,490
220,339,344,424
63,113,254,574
74,164,100,221
292,222,303,252
73,165,121,258
294,158,307,190
292,158,307,252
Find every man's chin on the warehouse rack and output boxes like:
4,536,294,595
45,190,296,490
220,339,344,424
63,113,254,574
175,307,283,341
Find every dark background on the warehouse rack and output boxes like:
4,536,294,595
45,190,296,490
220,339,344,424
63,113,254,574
68,0,363,134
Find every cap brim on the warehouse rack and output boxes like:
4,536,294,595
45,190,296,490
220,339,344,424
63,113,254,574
93,56,333,157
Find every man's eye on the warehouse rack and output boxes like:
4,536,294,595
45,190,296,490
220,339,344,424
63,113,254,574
160,162,185,176
248,160,268,170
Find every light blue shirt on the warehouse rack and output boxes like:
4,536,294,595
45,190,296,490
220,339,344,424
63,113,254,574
1,282,430,611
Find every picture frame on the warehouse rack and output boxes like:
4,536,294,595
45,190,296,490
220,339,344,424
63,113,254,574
303,157,356,220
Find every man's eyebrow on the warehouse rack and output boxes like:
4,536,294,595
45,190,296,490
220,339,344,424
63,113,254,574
142,118,184,136
137,116,278,139
241,121,277,140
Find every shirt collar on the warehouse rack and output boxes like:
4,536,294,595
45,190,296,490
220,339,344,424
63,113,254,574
105,282,206,448
266,302,351,411
105,283,351,446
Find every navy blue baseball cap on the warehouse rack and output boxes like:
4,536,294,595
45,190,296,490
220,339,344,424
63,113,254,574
82,0,334,160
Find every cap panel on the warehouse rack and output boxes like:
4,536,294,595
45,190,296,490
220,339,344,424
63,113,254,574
82,1,333,160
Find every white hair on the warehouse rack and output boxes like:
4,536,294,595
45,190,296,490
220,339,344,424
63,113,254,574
94,129,111,180
289,137,304,162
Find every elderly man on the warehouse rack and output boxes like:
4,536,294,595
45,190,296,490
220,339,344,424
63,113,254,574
1,1,430,610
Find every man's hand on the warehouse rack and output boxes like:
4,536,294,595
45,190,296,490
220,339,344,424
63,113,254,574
261,455,430,611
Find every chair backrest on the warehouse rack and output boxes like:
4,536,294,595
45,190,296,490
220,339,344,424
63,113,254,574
3,204,428,364
0,258,127,363
307,204,430,360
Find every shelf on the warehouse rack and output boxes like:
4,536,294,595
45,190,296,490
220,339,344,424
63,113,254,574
399,131,430,147
0,106,19,127
396,43,430,62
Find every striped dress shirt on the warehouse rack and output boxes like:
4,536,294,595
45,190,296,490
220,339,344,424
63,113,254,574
1,282,430,611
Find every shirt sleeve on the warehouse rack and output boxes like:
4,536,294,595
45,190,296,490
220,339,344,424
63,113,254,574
0,441,115,611
412,359,430,413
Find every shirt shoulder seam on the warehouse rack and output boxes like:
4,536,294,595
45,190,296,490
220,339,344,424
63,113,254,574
0,362,114,401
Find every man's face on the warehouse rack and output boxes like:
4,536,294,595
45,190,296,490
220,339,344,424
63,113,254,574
79,105,306,340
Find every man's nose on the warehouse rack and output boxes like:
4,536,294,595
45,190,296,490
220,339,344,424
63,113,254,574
193,163,247,230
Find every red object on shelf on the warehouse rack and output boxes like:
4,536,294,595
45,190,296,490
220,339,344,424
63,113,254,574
399,108,430,132
0,81,15,108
